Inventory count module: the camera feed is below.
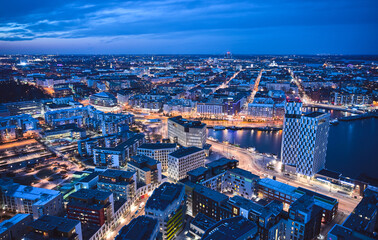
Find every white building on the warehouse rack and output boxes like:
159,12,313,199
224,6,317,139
281,100,330,177
222,168,260,200
137,143,178,171
168,147,205,181
167,116,206,149
0,181,63,219
196,101,224,119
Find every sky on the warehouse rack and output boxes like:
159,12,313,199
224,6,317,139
0,0,377,54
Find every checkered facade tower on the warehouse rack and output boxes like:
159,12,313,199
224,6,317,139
281,99,330,177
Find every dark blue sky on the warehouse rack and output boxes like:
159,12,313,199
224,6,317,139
1,0,377,54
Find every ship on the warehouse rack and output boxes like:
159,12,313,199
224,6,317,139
213,125,226,130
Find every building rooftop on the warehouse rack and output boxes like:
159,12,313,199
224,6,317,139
169,146,203,158
3,184,61,206
100,169,135,180
138,143,177,150
343,188,378,234
190,213,217,232
91,91,117,99
78,172,99,183
0,214,31,235
194,184,228,203
115,216,158,240
295,187,338,210
316,169,341,180
328,225,362,240
228,168,260,180
187,167,208,177
205,158,238,169
258,178,298,197
130,154,159,166
168,116,206,128
69,188,111,201
202,216,257,240
95,133,145,151
146,182,184,211
28,215,79,233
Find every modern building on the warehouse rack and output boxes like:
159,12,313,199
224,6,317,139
87,111,133,135
287,195,322,240
145,183,186,240
67,189,114,226
44,106,92,128
0,214,33,240
93,133,145,167
167,146,205,181
328,186,378,240
74,172,99,191
78,130,134,157
115,216,160,240
192,184,230,221
201,216,258,240
2,100,43,117
223,168,260,199
43,124,86,140
0,180,63,219
189,213,217,239
0,114,38,142
24,215,82,240
281,99,330,177
89,92,118,108
331,91,373,106
257,178,338,224
127,155,162,187
137,143,178,171
97,169,137,201
227,196,286,240
187,158,239,190
167,116,206,148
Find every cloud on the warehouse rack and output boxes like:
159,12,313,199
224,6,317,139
0,0,377,53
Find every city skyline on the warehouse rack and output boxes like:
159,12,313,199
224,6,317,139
1,0,378,54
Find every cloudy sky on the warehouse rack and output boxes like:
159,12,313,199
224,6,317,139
0,0,377,54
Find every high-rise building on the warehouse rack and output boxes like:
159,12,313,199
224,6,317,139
167,116,206,148
167,147,205,181
281,99,330,177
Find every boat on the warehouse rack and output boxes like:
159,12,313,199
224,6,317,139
229,126,240,131
330,119,339,125
213,126,226,130
207,137,218,142
247,147,256,152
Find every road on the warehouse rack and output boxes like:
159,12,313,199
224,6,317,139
241,68,263,112
208,139,360,214
108,198,147,240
